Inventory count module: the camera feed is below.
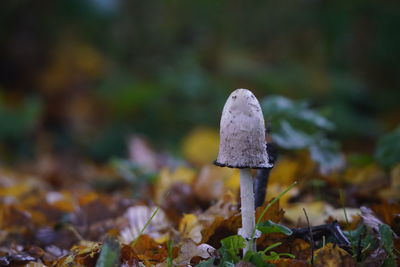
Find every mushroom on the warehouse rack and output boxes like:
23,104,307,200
214,88,272,254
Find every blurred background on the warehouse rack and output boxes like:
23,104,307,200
1,0,399,165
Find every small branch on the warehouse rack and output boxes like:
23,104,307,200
291,221,351,251
254,168,271,208
254,143,278,208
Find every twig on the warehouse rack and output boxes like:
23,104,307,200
254,143,278,208
291,221,351,248
254,168,271,207
303,208,314,266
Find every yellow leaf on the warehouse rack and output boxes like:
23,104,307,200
0,184,30,198
193,165,235,202
79,192,99,206
179,214,202,243
155,167,196,203
284,201,327,225
266,183,299,208
269,157,300,186
343,164,385,185
182,127,219,166
224,169,240,194
391,163,400,192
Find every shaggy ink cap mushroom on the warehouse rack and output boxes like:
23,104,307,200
214,88,272,169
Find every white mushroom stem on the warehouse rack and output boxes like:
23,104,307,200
239,168,256,254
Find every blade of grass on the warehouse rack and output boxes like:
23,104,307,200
131,192,170,247
253,181,297,238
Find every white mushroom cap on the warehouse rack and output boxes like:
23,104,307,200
214,89,272,169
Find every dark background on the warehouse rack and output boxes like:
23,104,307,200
1,0,399,163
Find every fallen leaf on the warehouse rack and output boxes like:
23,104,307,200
268,258,310,267
371,202,400,235
255,198,285,223
179,214,203,243
131,235,169,266
313,243,356,267
181,127,219,166
128,135,160,172
155,167,196,204
174,239,215,266
193,165,234,203
120,205,170,244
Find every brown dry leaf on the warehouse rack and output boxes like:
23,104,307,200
268,258,310,267
120,244,139,266
174,239,215,266
313,243,356,267
200,198,283,248
55,241,101,267
370,202,400,235
200,213,242,249
132,235,169,266
200,216,229,245
162,183,200,225
257,234,311,261
255,198,285,223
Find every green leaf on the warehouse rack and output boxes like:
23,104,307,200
379,224,395,257
309,139,344,174
271,120,314,149
262,95,334,130
256,220,293,235
262,242,283,253
219,235,245,263
375,126,400,168
261,95,343,174
220,235,246,251
244,251,273,267
96,236,120,267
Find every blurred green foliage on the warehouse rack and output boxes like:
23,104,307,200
375,126,400,168
0,0,399,163
262,96,344,173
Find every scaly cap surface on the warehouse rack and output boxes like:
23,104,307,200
214,89,272,169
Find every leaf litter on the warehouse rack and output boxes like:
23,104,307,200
0,133,399,266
